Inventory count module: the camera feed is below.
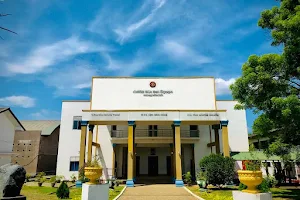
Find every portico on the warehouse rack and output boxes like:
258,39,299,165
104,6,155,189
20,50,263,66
79,109,230,187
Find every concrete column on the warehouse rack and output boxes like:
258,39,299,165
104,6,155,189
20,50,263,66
126,121,135,187
171,124,176,182
221,120,230,157
174,120,183,187
112,143,116,178
79,121,88,169
212,124,220,154
87,124,94,162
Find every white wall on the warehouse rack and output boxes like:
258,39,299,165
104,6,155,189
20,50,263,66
91,78,216,110
217,101,249,152
0,112,15,166
56,101,90,179
194,125,211,172
56,101,115,180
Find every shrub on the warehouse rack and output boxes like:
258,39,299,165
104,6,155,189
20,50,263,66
265,176,278,188
257,178,270,193
56,181,70,199
238,183,247,191
70,174,76,183
199,154,235,186
184,171,193,186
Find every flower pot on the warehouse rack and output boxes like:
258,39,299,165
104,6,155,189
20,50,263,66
38,182,43,187
238,170,263,194
51,182,55,187
84,167,103,185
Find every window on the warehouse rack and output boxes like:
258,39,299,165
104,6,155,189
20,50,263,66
252,142,259,149
69,156,80,171
263,162,271,167
69,161,79,171
148,125,158,137
73,116,82,130
190,125,198,137
111,125,117,137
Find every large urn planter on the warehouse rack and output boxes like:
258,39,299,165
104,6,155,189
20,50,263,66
238,170,263,194
84,167,103,185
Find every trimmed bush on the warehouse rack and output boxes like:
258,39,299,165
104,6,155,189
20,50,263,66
199,154,235,186
56,181,70,199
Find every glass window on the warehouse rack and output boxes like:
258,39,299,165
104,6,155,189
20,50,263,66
190,125,198,137
69,161,79,171
73,116,82,130
111,125,117,137
148,125,158,137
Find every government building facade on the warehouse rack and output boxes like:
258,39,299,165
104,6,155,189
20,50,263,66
56,77,249,187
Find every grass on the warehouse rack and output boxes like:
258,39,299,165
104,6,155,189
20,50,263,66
187,185,300,200
21,185,124,200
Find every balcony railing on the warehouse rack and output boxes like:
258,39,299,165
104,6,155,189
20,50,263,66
111,129,199,138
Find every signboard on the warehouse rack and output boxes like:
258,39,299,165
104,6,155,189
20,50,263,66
128,111,179,121
180,112,226,121
84,112,128,121
83,111,227,121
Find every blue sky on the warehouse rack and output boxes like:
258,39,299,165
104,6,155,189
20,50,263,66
0,0,282,133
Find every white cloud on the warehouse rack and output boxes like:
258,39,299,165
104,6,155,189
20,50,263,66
43,64,97,97
215,78,236,95
114,0,167,44
161,40,213,65
4,36,112,75
31,109,60,120
0,96,35,108
103,53,150,76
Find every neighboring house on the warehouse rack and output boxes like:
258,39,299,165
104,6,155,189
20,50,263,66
0,108,25,166
232,134,300,181
11,120,60,175
56,77,249,187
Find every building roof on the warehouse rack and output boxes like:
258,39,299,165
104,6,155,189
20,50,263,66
20,120,60,136
0,107,25,131
232,151,298,161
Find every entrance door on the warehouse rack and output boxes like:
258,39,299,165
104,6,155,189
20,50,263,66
166,156,171,176
148,156,158,176
136,156,140,176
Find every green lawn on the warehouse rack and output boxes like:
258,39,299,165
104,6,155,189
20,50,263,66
21,185,124,200
187,186,300,200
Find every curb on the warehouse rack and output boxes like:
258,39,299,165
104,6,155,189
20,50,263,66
113,186,127,200
184,186,205,200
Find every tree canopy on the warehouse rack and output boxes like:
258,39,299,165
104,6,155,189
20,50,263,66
230,0,300,148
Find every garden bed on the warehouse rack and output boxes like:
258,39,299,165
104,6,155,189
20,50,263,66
21,185,124,200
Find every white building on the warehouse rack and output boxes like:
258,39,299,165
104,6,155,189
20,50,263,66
56,77,249,187
0,108,25,166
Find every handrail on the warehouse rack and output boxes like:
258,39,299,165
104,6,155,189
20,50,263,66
111,129,199,138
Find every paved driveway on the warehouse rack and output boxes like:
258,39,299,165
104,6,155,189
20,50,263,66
118,184,197,200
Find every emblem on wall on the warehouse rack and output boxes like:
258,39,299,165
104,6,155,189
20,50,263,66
150,81,156,88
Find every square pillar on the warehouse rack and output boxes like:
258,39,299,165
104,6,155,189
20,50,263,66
87,125,94,162
79,121,88,169
112,143,116,178
126,121,135,187
174,120,184,187
212,124,221,154
221,120,230,157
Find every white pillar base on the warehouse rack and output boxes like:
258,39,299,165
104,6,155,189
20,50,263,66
82,183,109,200
232,191,272,200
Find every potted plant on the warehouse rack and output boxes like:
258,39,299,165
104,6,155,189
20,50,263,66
196,171,207,189
184,171,193,186
50,176,57,187
238,145,263,194
38,177,46,187
84,156,103,184
70,173,77,183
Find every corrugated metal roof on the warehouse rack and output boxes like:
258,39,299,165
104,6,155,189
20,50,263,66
0,107,9,113
20,120,60,136
232,151,298,161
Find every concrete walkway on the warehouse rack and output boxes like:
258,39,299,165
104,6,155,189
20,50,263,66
118,184,197,200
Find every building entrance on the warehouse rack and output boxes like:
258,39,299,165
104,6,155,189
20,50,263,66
148,156,158,176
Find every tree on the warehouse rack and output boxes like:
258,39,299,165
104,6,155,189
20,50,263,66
1,0,17,39
230,0,300,148
199,154,235,187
